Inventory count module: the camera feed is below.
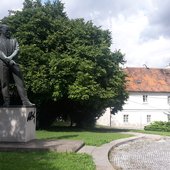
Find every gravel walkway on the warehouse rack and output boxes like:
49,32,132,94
109,136,170,170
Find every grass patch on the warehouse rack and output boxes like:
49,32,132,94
0,151,95,170
0,127,132,170
132,129,170,136
36,127,133,146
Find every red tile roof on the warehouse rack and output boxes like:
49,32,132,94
125,67,170,92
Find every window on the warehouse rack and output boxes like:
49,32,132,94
147,115,151,123
123,115,129,123
168,96,170,105
143,95,148,103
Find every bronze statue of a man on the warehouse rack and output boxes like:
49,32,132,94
0,24,34,106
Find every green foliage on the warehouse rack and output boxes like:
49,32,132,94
0,152,95,170
1,0,128,128
144,121,170,132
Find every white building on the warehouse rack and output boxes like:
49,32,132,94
97,67,170,129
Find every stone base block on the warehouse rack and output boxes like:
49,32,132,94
0,107,36,142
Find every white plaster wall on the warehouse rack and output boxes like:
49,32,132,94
97,92,170,129
111,109,169,129
96,108,111,126
124,92,170,110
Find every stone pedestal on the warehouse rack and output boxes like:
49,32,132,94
0,107,36,142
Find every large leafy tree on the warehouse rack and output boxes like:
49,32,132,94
1,0,128,128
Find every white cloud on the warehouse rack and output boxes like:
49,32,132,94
0,0,24,20
141,0,170,39
126,37,170,68
106,12,170,68
62,0,152,21
62,0,170,68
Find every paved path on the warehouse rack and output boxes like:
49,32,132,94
109,134,170,170
78,133,145,170
78,132,170,170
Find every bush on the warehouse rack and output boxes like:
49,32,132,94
144,121,170,132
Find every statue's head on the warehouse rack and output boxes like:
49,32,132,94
0,24,11,38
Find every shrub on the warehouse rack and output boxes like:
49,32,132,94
144,121,170,132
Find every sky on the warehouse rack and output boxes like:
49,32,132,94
0,0,170,68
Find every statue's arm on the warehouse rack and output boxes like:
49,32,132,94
0,51,15,65
8,39,19,60
0,51,8,62
0,39,19,65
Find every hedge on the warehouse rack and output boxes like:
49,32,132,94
144,121,170,132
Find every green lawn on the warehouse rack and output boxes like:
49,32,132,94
0,127,133,170
36,127,133,146
0,152,95,170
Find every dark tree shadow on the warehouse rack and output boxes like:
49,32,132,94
44,125,132,133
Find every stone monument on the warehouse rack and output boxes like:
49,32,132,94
0,24,36,142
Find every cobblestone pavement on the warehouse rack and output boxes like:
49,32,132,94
109,136,170,170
